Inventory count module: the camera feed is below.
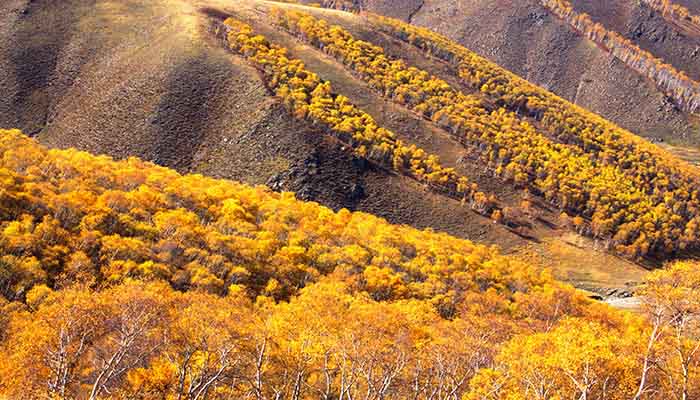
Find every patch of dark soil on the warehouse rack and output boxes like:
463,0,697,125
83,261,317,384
150,56,218,170
271,136,371,209
8,0,90,135
197,98,321,185
199,6,232,21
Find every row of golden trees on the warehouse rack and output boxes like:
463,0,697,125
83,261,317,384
0,131,698,399
539,0,700,113
641,0,700,35
221,18,499,215
268,8,700,258
368,10,699,185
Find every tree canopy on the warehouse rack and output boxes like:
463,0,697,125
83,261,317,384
0,130,698,399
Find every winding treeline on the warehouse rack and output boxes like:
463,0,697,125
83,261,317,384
271,8,700,259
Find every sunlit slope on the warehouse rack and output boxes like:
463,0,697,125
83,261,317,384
0,128,567,310
2,130,696,400
326,0,700,146
241,5,700,260
0,0,259,169
0,0,669,290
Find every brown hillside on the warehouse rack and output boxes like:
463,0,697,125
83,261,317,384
0,0,530,245
351,0,700,146
569,0,700,83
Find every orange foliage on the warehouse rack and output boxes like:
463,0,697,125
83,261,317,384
0,131,697,399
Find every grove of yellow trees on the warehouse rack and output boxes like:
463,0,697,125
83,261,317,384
220,17,498,216
270,8,700,259
0,130,698,399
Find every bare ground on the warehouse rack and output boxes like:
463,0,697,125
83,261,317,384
352,0,700,146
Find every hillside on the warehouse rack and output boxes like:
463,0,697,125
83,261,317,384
0,0,531,248
0,0,565,280
245,5,700,259
1,1,700,398
568,0,700,82
4,0,698,294
11,1,700,277
343,0,700,148
0,130,699,399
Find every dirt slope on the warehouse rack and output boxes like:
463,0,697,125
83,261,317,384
569,0,700,82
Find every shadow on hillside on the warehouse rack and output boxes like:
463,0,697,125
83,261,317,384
199,7,231,21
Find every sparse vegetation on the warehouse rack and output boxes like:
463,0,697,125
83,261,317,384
539,0,700,114
640,0,700,35
279,9,700,259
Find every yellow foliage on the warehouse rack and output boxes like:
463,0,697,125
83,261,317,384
0,131,697,399
330,11,700,258
223,16,490,205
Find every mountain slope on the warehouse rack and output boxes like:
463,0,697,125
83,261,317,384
257,6,700,258
0,0,528,245
1,129,697,400
569,0,700,82
2,0,686,292
347,0,700,147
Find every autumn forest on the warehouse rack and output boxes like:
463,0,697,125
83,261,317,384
1,0,700,399
0,130,699,399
